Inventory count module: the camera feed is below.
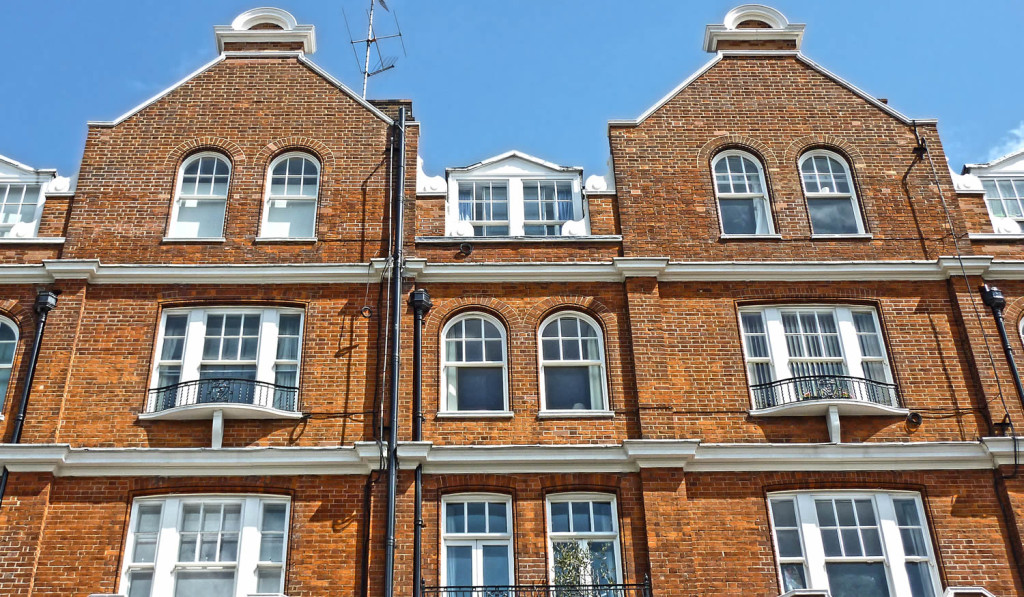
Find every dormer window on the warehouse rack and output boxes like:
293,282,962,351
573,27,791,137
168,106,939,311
0,183,43,238
981,178,1024,232
446,151,588,238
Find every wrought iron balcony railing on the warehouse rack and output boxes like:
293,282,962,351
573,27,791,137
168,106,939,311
750,374,900,411
422,583,652,597
147,378,299,413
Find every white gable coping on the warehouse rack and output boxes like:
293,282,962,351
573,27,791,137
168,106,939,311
446,150,582,175
609,52,931,128
87,52,392,128
964,147,1024,175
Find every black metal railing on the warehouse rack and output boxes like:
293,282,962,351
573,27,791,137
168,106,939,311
751,374,900,410
147,378,299,413
422,583,652,597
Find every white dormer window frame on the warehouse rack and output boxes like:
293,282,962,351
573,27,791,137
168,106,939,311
446,163,588,238
0,169,52,240
980,176,1024,234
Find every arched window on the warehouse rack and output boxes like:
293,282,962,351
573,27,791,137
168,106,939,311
0,317,16,407
441,313,508,412
539,312,608,412
799,150,865,235
712,150,774,235
168,152,231,239
262,152,320,239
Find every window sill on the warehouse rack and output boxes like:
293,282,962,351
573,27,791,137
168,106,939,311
719,233,783,241
254,237,318,244
750,400,908,418
417,235,622,244
162,237,226,244
968,233,1024,241
435,411,514,419
138,403,304,421
537,410,614,419
0,237,65,245
809,233,873,240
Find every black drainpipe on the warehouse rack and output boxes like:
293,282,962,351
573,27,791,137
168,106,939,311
981,284,1024,410
408,289,432,597
383,106,407,597
0,289,59,509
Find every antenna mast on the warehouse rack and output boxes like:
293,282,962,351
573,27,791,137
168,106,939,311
345,0,406,99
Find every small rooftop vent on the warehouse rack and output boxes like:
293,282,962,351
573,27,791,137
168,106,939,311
703,5,805,52
214,7,317,54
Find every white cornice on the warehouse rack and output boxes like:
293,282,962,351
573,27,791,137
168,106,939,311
0,237,64,245
0,257,1018,285
0,439,1014,476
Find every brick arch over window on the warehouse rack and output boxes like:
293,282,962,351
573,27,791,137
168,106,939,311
436,474,518,494
733,286,880,303
526,295,616,336
696,135,779,171
0,299,35,337
1004,295,1024,353
164,137,246,171
785,134,866,172
255,137,336,178
426,296,523,341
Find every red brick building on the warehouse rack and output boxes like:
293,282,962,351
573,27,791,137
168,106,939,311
0,5,1022,597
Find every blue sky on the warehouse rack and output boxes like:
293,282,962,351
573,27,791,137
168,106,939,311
1,1,1021,180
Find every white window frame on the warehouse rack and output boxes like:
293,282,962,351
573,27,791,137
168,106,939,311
0,316,17,411
522,179,578,236
545,493,623,586
439,312,510,415
980,177,1024,234
538,312,610,415
147,307,304,413
166,152,231,240
738,305,895,410
767,491,941,597
711,149,776,236
259,151,321,240
119,494,290,597
799,149,866,237
446,174,587,238
440,493,514,588
0,180,46,239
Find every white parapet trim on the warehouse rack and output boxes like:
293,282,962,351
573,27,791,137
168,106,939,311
0,439,1016,476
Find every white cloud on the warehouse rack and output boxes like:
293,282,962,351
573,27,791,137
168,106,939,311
987,120,1024,162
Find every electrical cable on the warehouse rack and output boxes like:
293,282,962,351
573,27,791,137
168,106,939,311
914,122,1018,477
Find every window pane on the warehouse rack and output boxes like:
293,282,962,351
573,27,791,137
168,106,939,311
550,502,570,533
808,198,860,234
482,545,511,586
893,499,920,526
780,564,806,592
545,366,595,410
182,505,201,531
906,561,935,597
259,534,284,562
257,569,283,593
467,502,487,533
593,502,613,532
571,502,591,532
133,538,157,563
137,504,163,533
453,367,504,410
263,503,287,532
175,200,225,238
776,529,803,558
266,200,316,238
446,502,465,533
825,563,890,597
720,198,768,235
589,541,618,584
174,571,236,597
488,502,508,534
127,571,153,597
446,546,473,586
771,499,797,527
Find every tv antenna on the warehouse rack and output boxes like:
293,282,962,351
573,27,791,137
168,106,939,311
344,0,406,98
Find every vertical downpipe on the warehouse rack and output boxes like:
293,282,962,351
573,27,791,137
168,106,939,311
383,107,407,597
0,289,59,508
409,289,432,597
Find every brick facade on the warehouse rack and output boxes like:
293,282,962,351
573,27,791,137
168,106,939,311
0,5,1022,597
